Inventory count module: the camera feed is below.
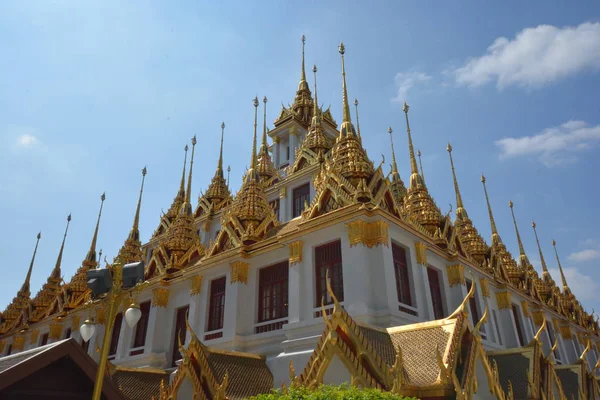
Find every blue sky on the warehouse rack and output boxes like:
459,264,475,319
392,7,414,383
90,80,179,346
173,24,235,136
1,1,599,316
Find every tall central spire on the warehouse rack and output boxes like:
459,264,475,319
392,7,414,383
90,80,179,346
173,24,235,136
251,97,259,172
199,123,232,214
338,42,356,138
480,175,498,237
388,126,407,204
51,214,71,280
300,34,307,85
256,96,278,186
217,123,225,177
21,232,41,295
354,99,362,141
182,135,197,215
446,143,465,217
84,193,105,267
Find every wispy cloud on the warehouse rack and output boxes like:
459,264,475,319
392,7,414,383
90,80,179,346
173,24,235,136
568,249,600,263
549,267,598,301
454,22,600,89
495,120,600,166
16,134,39,148
392,72,432,103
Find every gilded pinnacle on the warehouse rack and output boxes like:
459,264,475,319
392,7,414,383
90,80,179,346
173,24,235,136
354,98,361,139
447,142,465,213
22,232,42,294
339,42,345,55
85,193,105,265
417,149,425,182
480,174,498,236
52,214,72,279
338,41,355,137
403,101,421,183
389,126,400,176
531,221,549,274
312,65,320,126
552,239,570,290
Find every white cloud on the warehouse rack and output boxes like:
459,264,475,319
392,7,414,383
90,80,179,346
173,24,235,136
568,249,600,262
16,134,39,147
392,72,431,102
549,267,598,301
454,22,600,89
495,120,600,166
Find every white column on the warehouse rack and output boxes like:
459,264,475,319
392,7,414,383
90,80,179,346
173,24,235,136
340,235,370,317
274,138,280,167
288,127,297,165
288,255,302,324
188,286,205,344
146,304,170,368
116,317,131,359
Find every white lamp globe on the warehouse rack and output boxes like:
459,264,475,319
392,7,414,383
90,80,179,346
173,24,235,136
125,303,142,329
80,319,96,342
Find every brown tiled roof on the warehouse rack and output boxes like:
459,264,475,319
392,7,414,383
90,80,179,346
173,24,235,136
265,217,302,239
356,324,396,366
388,324,453,386
112,368,170,400
0,342,59,373
488,352,530,399
206,351,273,400
556,368,580,400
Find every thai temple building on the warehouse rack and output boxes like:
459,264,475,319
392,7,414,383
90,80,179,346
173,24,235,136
1,37,600,400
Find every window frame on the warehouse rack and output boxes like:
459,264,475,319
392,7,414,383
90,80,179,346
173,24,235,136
511,304,525,347
207,276,227,332
426,266,444,319
257,261,289,323
108,312,123,358
466,280,486,338
392,242,413,307
132,301,151,350
292,183,310,218
314,240,344,306
171,305,189,367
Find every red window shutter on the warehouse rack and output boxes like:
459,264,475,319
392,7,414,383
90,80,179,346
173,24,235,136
315,241,344,305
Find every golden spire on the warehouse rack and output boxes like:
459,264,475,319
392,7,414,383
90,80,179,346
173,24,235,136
164,145,188,220
217,122,225,178
417,149,425,183
338,42,356,138
403,102,423,188
480,175,498,236
198,123,232,214
21,232,42,295
508,201,529,267
300,34,307,86
552,240,570,291
51,214,71,280
446,143,466,217
251,97,259,173
181,136,197,215
117,168,146,263
354,99,361,140
256,96,278,185
531,221,549,274
313,66,320,127
84,193,105,267
388,126,407,203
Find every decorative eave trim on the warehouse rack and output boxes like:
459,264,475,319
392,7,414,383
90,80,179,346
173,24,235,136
49,322,63,340
289,241,303,265
347,219,389,248
152,288,170,308
190,275,203,296
495,291,511,310
71,316,80,332
414,241,428,265
447,264,465,287
230,261,249,284
521,301,531,317
479,278,490,298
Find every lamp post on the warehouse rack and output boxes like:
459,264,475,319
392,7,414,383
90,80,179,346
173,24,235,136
81,260,146,400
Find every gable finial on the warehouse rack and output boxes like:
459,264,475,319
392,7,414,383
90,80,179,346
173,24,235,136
417,149,425,183
312,65,320,127
260,96,269,154
85,193,105,265
389,127,400,176
531,221,549,274
182,136,196,215
249,97,260,173
217,122,225,178
354,98,361,140
403,102,422,188
301,34,307,84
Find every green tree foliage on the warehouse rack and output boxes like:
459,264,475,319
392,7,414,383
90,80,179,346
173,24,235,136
248,384,418,400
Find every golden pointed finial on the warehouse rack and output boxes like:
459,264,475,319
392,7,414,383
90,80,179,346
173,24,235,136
403,102,423,188
447,143,466,216
250,97,259,172
389,127,400,175
300,34,307,83
182,136,196,215
51,214,71,279
132,167,147,233
226,165,231,188
508,201,527,262
260,96,269,154
85,193,105,265
480,175,498,235
216,122,225,178
311,65,320,127
179,145,188,197
354,98,361,140
531,221,549,273
338,42,356,137
21,232,42,294
552,239,570,290
417,149,425,182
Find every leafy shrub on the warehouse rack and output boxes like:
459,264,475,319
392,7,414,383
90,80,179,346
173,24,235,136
248,384,418,400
